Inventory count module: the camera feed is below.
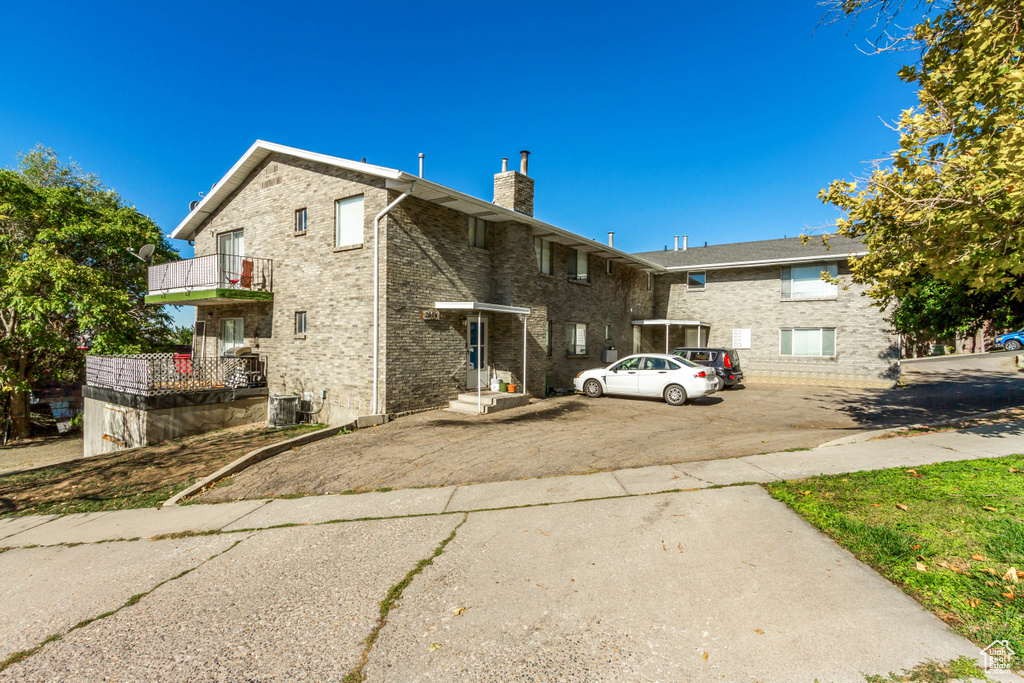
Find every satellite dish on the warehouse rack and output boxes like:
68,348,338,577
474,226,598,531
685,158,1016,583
127,244,157,263
189,200,200,211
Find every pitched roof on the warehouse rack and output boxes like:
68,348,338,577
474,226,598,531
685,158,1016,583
634,236,867,270
171,140,666,272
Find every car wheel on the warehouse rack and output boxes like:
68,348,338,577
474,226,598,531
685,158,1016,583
1005,339,1022,351
664,384,687,406
583,379,603,398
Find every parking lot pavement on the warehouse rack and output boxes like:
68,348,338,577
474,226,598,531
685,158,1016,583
0,516,461,683
363,487,977,682
199,354,1023,502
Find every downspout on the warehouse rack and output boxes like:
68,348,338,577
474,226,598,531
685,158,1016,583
372,181,416,415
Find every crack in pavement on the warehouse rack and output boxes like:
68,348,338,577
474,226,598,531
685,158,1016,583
343,513,468,682
0,533,256,675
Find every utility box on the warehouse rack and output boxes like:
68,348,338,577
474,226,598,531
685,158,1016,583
268,395,299,427
601,348,618,363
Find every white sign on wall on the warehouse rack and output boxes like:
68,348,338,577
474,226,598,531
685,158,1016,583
732,328,751,349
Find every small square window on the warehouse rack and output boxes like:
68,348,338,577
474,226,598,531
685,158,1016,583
687,271,706,291
295,208,307,233
468,216,488,248
295,311,307,335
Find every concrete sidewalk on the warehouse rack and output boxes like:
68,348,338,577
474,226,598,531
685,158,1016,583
2,420,1022,548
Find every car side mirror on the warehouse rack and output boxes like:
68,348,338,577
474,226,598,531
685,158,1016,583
611,368,618,373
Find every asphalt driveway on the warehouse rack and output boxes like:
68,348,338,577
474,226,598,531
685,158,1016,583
200,351,1023,501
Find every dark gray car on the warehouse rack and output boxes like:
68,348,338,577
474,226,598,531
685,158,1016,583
671,348,744,389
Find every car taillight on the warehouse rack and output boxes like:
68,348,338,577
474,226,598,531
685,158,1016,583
695,371,706,378
723,354,732,369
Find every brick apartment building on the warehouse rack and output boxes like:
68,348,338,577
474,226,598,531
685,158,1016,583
82,141,897,454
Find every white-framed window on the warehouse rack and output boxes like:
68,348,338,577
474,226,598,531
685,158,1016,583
295,311,307,335
335,195,364,248
566,322,588,355
605,260,613,275
468,216,488,248
295,208,307,233
780,328,836,357
604,324,612,340
781,263,838,299
687,270,706,291
568,249,589,282
534,237,552,275
221,317,244,355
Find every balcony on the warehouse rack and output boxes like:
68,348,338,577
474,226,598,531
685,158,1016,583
86,353,267,398
145,254,273,306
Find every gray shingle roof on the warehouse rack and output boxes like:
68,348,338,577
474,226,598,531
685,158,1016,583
633,236,866,268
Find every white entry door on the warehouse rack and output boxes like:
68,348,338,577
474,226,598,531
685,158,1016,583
218,230,244,288
466,318,489,389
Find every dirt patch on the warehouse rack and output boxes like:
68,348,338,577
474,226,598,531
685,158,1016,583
0,423,322,516
0,435,84,475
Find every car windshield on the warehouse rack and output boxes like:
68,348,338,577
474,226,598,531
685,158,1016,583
672,355,699,368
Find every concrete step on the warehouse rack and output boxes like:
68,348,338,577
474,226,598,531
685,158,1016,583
447,392,530,415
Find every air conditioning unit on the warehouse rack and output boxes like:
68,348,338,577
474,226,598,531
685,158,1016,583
268,395,299,427
601,348,618,363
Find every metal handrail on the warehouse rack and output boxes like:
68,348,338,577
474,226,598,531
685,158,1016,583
86,353,267,397
148,254,273,294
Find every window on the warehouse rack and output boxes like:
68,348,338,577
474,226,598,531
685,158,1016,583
604,324,612,341
687,270,706,291
468,216,487,248
534,237,552,275
642,357,669,370
566,322,588,355
646,272,653,291
221,318,244,355
605,260,613,275
781,263,838,299
335,195,364,247
295,311,307,335
295,208,307,233
568,249,589,282
612,357,641,371
780,328,836,357
691,351,717,362
546,320,553,357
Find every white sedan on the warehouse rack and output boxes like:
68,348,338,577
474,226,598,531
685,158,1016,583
573,353,718,405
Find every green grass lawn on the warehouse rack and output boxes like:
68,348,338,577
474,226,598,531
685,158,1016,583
767,455,1024,673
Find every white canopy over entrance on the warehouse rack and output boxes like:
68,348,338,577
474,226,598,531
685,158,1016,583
435,302,531,414
631,319,711,353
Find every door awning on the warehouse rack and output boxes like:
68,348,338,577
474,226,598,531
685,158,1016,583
435,301,530,315
631,319,708,326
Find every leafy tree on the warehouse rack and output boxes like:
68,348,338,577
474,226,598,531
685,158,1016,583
819,1,1024,309
0,147,179,439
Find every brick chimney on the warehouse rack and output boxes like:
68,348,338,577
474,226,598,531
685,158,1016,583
493,151,534,216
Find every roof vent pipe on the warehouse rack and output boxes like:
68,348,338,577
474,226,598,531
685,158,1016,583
501,158,508,173
418,153,424,178
674,235,679,251
683,235,688,251
520,150,530,175
608,232,614,247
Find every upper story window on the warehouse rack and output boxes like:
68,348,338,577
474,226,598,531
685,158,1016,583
468,216,488,248
605,260,613,275
335,195,365,248
568,249,589,283
646,272,653,291
687,270,706,291
534,237,552,275
295,311,307,335
295,208,307,234
781,263,838,299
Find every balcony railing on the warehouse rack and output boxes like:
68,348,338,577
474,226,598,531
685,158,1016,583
147,254,273,296
86,353,267,397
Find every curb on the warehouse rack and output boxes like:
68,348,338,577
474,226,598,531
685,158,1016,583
816,407,1024,449
163,423,353,507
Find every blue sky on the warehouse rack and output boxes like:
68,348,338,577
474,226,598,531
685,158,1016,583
1,1,916,327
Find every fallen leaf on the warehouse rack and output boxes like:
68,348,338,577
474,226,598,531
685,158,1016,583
987,568,998,576
967,598,980,608
1001,592,1015,600
871,503,881,507
1004,568,1020,584
972,554,987,561
987,581,996,587
896,503,909,511
912,544,921,550
702,652,709,661
916,561,928,572
995,602,1003,608
430,643,442,652
754,629,764,634
1017,570,1024,580
906,469,920,476
453,607,467,616
982,506,998,512
800,490,812,496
